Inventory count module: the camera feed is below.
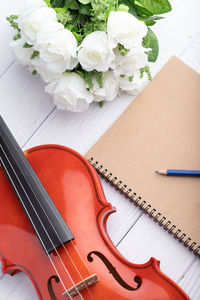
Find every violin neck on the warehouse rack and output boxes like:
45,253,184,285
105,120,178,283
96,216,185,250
0,115,74,254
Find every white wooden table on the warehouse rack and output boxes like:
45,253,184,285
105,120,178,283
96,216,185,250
0,1,200,299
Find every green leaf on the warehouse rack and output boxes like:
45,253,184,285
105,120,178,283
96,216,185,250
56,9,73,25
84,71,93,90
118,0,138,17
7,15,20,32
144,15,164,26
67,0,80,10
98,101,104,108
143,28,159,62
79,3,91,15
43,0,51,7
78,0,91,4
93,70,103,88
118,44,130,56
13,33,21,40
140,65,152,80
50,0,66,7
134,0,172,15
146,15,165,21
135,5,153,17
74,70,84,78
31,50,40,59
23,42,33,48
145,19,156,26
118,4,129,12
50,0,80,9
72,31,83,44
129,75,134,82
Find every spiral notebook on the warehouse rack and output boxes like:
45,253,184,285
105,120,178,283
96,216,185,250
85,56,200,256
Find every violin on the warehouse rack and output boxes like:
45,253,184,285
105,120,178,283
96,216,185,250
0,115,189,300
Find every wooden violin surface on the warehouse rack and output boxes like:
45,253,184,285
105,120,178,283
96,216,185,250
0,145,189,299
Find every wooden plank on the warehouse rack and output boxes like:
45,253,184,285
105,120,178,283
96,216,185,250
0,0,200,298
150,0,200,76
0,0,24,76
0,0,199,153
181,32,200,74
23,0,200,154
179,258,200,300
0,62,55,146
23,93,133,153
117,214,195,283
0,272,37,300
101,180,143,246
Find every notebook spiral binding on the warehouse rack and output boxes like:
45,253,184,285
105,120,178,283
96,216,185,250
88,157,200,257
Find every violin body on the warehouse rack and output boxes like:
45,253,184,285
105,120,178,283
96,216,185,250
0,145,189,299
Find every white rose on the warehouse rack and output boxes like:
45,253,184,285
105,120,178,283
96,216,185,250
92,71,119,102
31,57,60,83
19,0,47,22
119,70,148,95
45,73,94,112
10,38,33,66
78,31,115,72
19,7,57,44
112,46,148,76
35,22,78,74
107,11,148,49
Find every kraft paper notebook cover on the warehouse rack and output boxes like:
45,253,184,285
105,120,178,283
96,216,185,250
85,56,200,255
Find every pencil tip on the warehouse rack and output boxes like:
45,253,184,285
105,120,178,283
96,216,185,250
156,169,166,175
155,170,159,174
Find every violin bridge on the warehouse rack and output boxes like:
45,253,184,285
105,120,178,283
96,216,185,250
63,274,99,298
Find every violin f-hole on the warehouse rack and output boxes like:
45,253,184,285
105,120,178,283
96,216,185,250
87,251,142,291
47,275,60,300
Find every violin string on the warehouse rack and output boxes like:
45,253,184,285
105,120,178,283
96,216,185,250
0,150,84,300
0,157,73,299
1,144,98,300
1,142,95,299
2,145,96,300
16,149,97,295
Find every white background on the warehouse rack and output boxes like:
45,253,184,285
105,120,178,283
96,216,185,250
0,0,200,299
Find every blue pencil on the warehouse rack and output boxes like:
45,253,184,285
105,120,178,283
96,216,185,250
156,169,200,176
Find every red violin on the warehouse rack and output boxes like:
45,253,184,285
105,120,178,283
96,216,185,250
0,115,189,300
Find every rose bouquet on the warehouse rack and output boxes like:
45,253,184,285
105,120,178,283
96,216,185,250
7,0,171,112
